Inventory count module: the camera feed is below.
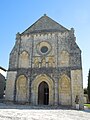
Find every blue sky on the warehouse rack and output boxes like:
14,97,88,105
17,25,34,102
0,0,90,88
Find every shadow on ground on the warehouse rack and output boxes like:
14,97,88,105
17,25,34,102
0,102,89,113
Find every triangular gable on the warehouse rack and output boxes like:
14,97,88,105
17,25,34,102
22,14,69,34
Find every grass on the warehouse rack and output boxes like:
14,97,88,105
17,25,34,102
84,104,90,109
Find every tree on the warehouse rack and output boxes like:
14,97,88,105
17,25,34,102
87,69,90,102
84,88,88,94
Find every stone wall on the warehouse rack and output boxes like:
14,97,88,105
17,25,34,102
0,74,5,98
5,15,83,108
71,70,84,109
5,71,17,101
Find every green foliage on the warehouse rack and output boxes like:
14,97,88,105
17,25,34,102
87,69,90,101
84,88,88,94
84,104,90,108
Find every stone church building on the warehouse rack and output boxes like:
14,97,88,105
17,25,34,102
5,14,84,109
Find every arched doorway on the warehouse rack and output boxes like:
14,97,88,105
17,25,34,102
38,81,49,105
31,74,54,105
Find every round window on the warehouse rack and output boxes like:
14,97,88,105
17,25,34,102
41,46,48,53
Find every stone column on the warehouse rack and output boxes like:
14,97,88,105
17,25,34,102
54,79,59,105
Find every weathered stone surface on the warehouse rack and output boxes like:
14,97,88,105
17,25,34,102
22,15,68,34
59,74,71,105
5,71,17,100
0,73,5,98
71,70,84,109
5,15,83,109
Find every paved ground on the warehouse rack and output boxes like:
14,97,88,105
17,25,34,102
0,103,90,120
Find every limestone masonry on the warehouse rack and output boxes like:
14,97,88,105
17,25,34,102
5,15,84,109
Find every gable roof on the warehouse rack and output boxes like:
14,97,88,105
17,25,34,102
21,14,69,34
0,67,6,72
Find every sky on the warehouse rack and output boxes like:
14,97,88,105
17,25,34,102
0,0,90,88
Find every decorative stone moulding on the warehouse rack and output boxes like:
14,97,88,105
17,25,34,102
36,41,52,56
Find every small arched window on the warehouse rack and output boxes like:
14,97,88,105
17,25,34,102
19,51,29,68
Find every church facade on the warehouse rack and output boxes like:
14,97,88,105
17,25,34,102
5,15,84,109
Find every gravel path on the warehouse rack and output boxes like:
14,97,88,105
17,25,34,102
0,103,90,120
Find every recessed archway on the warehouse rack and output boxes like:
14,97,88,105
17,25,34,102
16,75,27,103
38,81,49,105
31,74,54,105
59,74,71,105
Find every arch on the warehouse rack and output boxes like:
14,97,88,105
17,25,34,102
16,75,28,103
34,57,39,67
60,50,69,67
41,57,46,67
31,74,54,105
19,51,29,68
48,57,55,67
38,81,49,105
59,74,71,105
